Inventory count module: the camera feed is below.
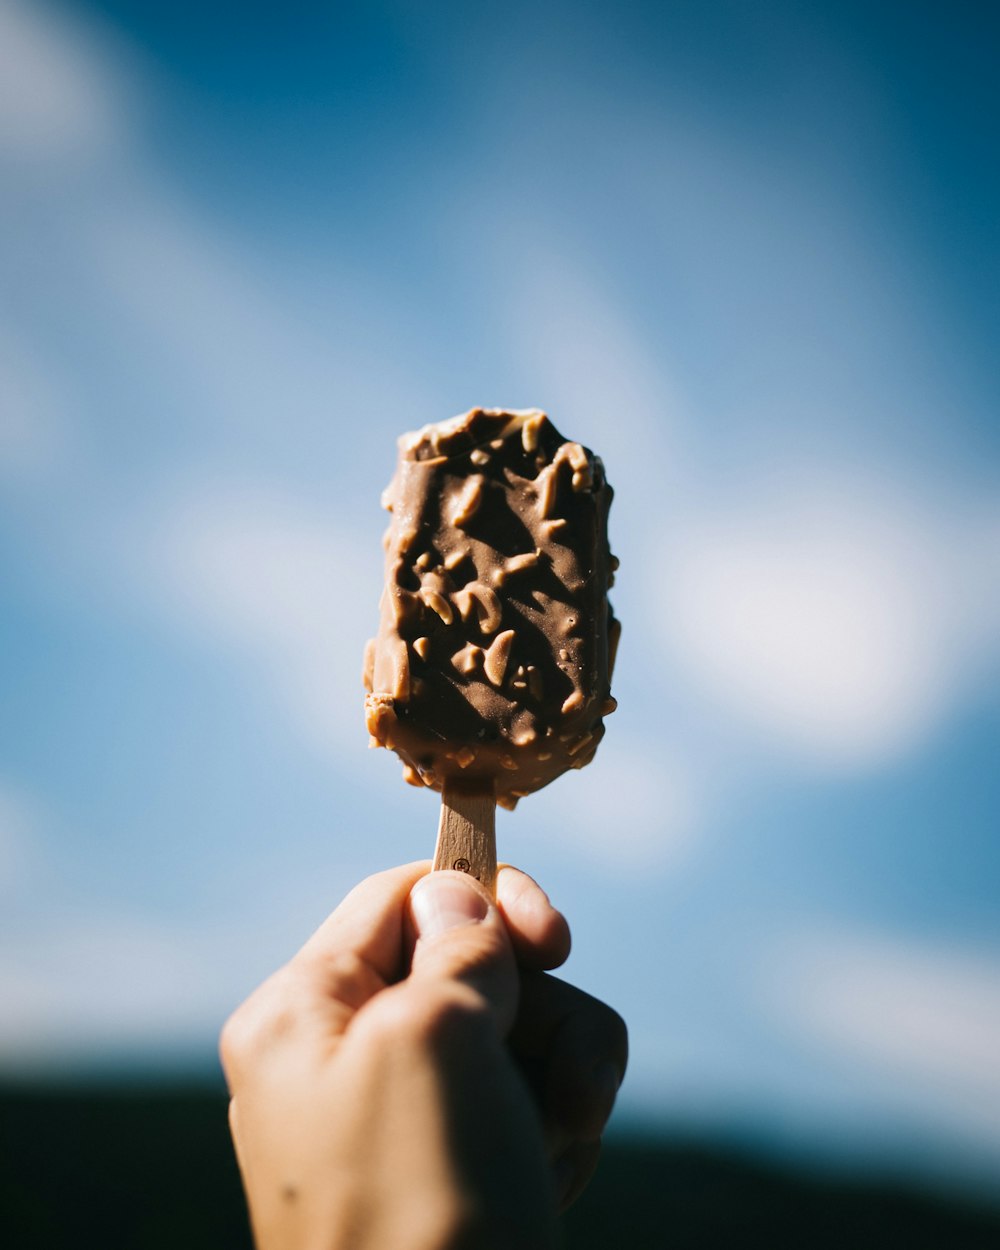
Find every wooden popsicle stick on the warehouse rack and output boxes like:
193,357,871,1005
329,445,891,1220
433,781,497,899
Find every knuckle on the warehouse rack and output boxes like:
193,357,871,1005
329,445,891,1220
218,1011,244,1078
310,948,382,1009
218,967,301,1080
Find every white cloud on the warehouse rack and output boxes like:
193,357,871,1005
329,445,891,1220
148,483,381,757
0,853,377,1068
657,476,1000,769
0,0,424,454
0,1,423,779
0,905,298,1066
0,783,212,1061
452,65,1000,783
498,242,682,456
0,917,219,1057
763,928,1000,1149
460,223,686,528
524,736,697,874
0,0,128,162
486,226,999,780
82,195,334,420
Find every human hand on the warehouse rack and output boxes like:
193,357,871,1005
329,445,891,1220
220,862,627,1250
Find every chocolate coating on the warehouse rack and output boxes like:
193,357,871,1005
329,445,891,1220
364,407,619,809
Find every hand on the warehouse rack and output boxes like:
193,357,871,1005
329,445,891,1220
220,862,627,1250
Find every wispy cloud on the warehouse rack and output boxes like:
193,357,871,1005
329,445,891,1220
0,915,223,1060
0,0,129,162
455,30,1000,783
657,475,1000,769
1,0,428,488
524,736,697,873
80,191,423,436
0,1,418,766
761,927,1000,1150
0,894,312,1066
481,221,999,776
0,776,367,1070
492,239,685,477
146,482,381,757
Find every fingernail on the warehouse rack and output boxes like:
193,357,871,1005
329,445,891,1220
411,874,489,939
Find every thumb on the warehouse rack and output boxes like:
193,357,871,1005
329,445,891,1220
408,871,519,1035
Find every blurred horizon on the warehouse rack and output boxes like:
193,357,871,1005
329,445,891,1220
1,0,998,1204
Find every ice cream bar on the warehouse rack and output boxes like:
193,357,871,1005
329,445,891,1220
364,407,619,826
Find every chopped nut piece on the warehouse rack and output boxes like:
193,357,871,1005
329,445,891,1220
443,548,467,571
451,642,483,674
483,629,515,687
540,517,568,540
520,411,546,452
494,550,540,586
419,586,454,624
536,463,559,519
448,475,485,528
453,582,502,634
561,690,584,715
565,443,592,491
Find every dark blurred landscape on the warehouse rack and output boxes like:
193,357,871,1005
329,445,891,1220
3,1082,999,1249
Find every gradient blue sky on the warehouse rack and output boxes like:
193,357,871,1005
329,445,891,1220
1,0,998,1193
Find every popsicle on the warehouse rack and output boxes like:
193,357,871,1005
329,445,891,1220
364,407,619,894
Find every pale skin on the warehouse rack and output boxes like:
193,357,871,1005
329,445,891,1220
221,862,628,1250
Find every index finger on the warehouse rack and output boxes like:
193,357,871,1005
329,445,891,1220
497,865,572,971
296,860,431,994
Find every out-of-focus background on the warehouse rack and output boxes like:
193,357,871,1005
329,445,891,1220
2,0,998,1245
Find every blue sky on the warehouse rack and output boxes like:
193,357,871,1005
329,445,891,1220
1,0,998,1192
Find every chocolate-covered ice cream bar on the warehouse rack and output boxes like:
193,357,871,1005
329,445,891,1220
364,407,619,816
